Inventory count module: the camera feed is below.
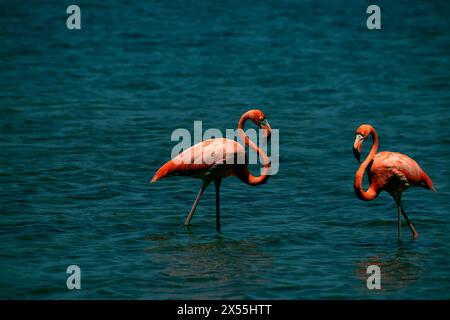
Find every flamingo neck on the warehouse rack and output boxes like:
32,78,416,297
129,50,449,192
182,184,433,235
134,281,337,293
237,113,271,185
354,128,379,201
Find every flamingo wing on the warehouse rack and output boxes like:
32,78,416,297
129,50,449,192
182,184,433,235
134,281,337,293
151,138,245,183
372,152,434,191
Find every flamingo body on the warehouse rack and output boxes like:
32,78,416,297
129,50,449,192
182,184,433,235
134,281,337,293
362,151,434,199
151,138,246,183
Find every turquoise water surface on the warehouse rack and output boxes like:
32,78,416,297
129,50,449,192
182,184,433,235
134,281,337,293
1,0,450,299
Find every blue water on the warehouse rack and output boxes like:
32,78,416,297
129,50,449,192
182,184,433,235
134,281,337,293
1,0,450,299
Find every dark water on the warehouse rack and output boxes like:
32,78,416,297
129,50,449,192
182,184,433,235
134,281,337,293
1,0,450,299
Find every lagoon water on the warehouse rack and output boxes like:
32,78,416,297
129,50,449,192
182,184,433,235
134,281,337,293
1,1,450,299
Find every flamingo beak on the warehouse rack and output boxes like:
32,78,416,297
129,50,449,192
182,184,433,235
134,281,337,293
353,134,363,162
261,119,272,140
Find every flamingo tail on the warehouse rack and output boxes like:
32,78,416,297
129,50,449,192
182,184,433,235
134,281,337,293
151,160,176,183
422,171,435,191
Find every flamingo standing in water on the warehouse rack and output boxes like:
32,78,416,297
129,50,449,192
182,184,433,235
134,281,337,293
151,110,272,231
352,124,435,240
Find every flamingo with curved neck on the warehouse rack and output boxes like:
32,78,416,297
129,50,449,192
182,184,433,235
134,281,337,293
353,124,434,240
151,109,272,231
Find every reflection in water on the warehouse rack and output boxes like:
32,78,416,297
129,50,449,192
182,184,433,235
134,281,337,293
356,242,426,292
145,233,273,299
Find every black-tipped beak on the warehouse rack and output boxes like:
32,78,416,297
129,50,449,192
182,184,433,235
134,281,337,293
261,120,272,140
353,135,363,162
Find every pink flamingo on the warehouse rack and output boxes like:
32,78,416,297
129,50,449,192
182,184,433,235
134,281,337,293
353,124,435,240
151,110,272,231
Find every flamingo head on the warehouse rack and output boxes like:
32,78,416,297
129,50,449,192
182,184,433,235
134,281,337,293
246,109,272,140
353,124,374,162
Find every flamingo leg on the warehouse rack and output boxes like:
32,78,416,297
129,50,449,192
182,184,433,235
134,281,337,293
215,179,221,232
184,182,208,226
393,193,402,241
397,202,402,241
400,202,419,240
